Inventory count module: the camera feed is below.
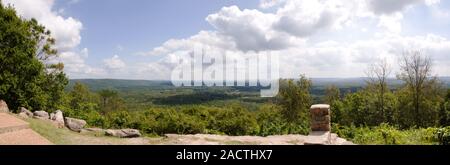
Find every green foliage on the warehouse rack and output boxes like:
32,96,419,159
324,85,340,104
434,127,450,145
68,82,99,110
213,105,259,136
333,123,437,145
256,105,287,136
395,85,443,128
278,75,312,125
98,89,124,113
108,111,131,128
0,3,67,112
137,107,207,135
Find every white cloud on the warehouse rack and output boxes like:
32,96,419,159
377,13,403,33
3,0,82,51
57,49,106,77
259,0,286,9
6,0,448,80
206,6,294,52
3,0,102,78
140,0,450,79
103,55,126,70
277,33,450,78
367,0,422,14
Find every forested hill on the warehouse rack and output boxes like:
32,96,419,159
67,79,174,91
69,77,450,91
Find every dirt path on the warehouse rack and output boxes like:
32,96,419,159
0,113,52,145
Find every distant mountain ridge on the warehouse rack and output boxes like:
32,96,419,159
68,77,450,91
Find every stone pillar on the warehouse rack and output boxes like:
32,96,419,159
310,104,331,132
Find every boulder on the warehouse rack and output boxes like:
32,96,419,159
18,112,29,118
19,107,33,117
105,129,141,138
0,100,9,113
50,113,55,120
65,117,86,132
33,110,49,120
51,110,65,128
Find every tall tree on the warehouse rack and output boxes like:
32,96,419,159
0,3,67,111
278,75,312,131
397,51,444,127
98,89,124,113
324,85,340,105
366,58,392,122
69,82,97,110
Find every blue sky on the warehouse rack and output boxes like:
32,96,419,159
54,0,260,65
3,0,450,79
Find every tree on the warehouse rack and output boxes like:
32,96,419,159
98,89,124,113
366,58,392,122
0,3,67,111
278,75,312,133
438,89,450,126
324,85,340,105
69,82,98,110
396,51,444,127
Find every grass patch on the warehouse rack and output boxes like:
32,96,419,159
25,118,74,144
25,118,150,145
333,123,439,145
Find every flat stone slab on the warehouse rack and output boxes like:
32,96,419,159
310,104,330,109
0,128,52,145
0,113,52,145
304,131,331,145
0,113,29,134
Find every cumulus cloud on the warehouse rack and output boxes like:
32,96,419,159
367,0,422,14
2,0,102,78
103,55,126,70
140,0,450,79
206,6,293,52
3,0,82,51
278,33,450,78
366,0,441,15
259,0,286,9
57,48,106,77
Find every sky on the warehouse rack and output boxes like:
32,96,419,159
2,0,450,79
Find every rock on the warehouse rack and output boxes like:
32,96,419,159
50,113,55,120
65,117,86,132
0,100,9,113
105,129,141,138
18,112,29,118
19,107,33,117
51,110,65,128
304,131,331,145
33,111,49,120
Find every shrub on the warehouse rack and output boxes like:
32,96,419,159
214,106,259,136
256,105,287,136
108,111,131,129
333,123,438,145
434,127,450,145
